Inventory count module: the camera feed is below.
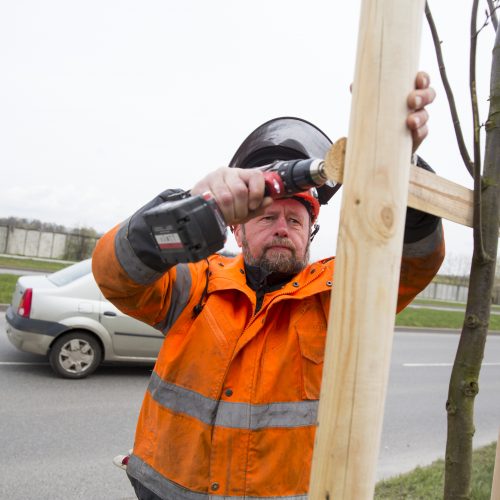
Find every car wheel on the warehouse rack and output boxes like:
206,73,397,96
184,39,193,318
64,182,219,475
49,331,102,379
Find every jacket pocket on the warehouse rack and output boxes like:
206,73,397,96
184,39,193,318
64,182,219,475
296,323,326,400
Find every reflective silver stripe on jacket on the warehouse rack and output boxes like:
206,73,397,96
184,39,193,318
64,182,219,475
403,223,443,258
127,454,308,500
153,264,192,334
115,220,164,285
148,372,318,430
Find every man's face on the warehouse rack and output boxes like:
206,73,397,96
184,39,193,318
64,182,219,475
234,198,311,274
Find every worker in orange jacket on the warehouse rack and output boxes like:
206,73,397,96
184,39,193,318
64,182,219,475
93,72,444,500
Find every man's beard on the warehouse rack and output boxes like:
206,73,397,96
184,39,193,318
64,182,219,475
241,233,310,275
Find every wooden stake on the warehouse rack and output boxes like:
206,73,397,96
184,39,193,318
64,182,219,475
308,1,425,498
492,429,500,500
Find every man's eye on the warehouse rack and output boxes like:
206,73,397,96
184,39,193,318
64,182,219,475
259,216,273,223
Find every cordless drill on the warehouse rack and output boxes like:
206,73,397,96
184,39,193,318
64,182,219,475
144,159,331,264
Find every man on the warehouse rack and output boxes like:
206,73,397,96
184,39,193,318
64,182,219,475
93,72,444,499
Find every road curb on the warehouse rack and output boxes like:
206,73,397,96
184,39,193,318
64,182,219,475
0,304,8,312
395,326,500,336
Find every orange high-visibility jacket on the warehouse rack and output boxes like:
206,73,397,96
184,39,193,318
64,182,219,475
93,222,445,500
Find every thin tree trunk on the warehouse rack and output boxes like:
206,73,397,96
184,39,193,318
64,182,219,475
444,25,500,500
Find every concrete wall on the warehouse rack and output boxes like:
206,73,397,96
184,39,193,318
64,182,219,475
419,281,500,305
0,225,98,260
418,281,469,302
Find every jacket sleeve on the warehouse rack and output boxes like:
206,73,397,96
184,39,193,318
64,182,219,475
92,193,208,331
397,220,445,312
395,157,446,311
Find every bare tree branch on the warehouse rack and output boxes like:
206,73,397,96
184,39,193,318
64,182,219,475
477,11,492,36
470,0,487,259
425,2,474,176
487,0,499,32
477,1,500,36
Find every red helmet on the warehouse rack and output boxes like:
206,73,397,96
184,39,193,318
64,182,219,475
292,191,321,222
229,117,339,222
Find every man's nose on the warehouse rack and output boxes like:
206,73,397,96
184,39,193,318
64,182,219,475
273,215,289,237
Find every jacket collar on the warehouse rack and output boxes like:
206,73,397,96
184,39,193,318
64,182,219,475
207,253,334,297
244,262,296,293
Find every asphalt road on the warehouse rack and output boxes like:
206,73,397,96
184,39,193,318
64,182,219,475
1,313,500,498
379,330,500,479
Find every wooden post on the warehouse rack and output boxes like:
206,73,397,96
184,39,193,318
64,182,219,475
492,429,500,500
308,1,425,499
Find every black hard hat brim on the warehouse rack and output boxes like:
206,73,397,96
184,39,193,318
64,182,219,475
229,116,340,206
229,117,333,169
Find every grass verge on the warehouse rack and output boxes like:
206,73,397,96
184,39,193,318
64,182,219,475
396,307,500,331
375,441,497,499
0,255,71,272
0,274,19,304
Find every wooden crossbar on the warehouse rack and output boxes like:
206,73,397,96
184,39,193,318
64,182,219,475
325,137,474,228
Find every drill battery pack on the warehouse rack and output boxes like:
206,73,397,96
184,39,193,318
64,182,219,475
144,192,227,264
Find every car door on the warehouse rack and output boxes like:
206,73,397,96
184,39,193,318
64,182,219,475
98,296,164,358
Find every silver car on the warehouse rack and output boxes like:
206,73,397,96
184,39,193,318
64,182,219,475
5,259,163,379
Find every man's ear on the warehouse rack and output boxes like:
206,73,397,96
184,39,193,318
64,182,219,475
233,224,243,248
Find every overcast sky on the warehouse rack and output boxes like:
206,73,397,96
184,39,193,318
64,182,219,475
1,1,497,271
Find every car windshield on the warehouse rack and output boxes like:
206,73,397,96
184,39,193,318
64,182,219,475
48,259,92,287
